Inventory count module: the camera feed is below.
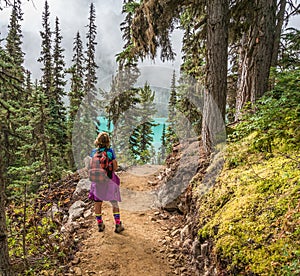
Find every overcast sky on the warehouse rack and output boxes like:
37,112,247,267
0,0,182,90
0,1,299,90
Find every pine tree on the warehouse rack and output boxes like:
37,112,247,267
84,2,98,107
234,0,277,120
72,2,99,166
159,123,167,163
68,31,85,123
38,0,52,100
0,46,18,276
166,70,179,151
107,0,140,156
130,83,157,163
67,31,85,169
36,0,55,176
5,0,24,70
52,16,67,157
4,0,25,169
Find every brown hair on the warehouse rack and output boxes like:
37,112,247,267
94,132,110,148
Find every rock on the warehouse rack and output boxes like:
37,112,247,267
168,253,175,259
159,213,169,220
68,200,86,222
192,239,201,256
148,180,157,186
61,222,75,234
201,242,208,257
73,267,82,276
182,238,193,248
83,209,92,218
161,239,168,245
74,179,91,196
46,203,61,218
71,257,81,265
165,236,171,242
177,202,186,214
180,267,187,273
180,225,190,241
171,229,180,237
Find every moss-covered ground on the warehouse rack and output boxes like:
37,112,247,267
197,131,300,275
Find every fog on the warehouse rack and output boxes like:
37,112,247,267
1,1,298,92
0,0,182,90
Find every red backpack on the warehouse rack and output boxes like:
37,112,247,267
88,150,113,183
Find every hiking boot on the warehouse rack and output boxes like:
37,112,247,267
98,223,105,232
115,222,124,233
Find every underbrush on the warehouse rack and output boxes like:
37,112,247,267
196,70,300,275
7,173,81,275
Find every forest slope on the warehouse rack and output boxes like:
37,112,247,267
193,85,300,275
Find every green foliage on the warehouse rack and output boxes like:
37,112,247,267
196,69,300,274
129,83,157,163
278,28,300,70
229,69,300,153
198,150,300,274
7,201,74,274
123,0,140,14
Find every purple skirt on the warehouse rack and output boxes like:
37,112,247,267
88,172,121,202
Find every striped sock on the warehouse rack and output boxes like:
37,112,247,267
113,212,121,225
95,214,103,224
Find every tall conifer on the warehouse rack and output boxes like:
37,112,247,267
38,0,52,100
84,2,98,106
166,70,178,151
6,0,24,70
67,31,85,169
130,83,157,163
52,16,67,154
68,31,85,122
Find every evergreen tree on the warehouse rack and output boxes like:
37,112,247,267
165,70,179,152
30,82,52,181
38,0,52,100
158,123,167,164
0,46,18,276
67,31,85,169
176,73,203,139
36,0,55,175
52,16,67,157
68,31,85,123
4,0,25,169
84,2,98,107
130,83,157,163
5,0,24,70
129,0,228,153
234,0,277,120
72,2,99,166
107,0,140,156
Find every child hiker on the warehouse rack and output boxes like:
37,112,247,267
88,132,125,233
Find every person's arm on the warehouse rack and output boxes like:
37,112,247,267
109,148,118,171
112,159,118,172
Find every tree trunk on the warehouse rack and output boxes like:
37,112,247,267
235,0,277,120
0,159,14,276
271,0,287,68
202,0,228,154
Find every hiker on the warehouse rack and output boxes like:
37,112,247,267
88,132,124,233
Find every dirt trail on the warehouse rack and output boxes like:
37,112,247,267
72,165,174,276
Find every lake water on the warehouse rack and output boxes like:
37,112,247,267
97,117,167,153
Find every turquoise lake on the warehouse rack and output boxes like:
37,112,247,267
97,117,167,152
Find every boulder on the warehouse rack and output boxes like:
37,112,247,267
74,179,91,196
68,200,86,222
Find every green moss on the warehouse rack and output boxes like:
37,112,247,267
197,136,300,275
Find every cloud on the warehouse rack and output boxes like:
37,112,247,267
0,0,182,88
